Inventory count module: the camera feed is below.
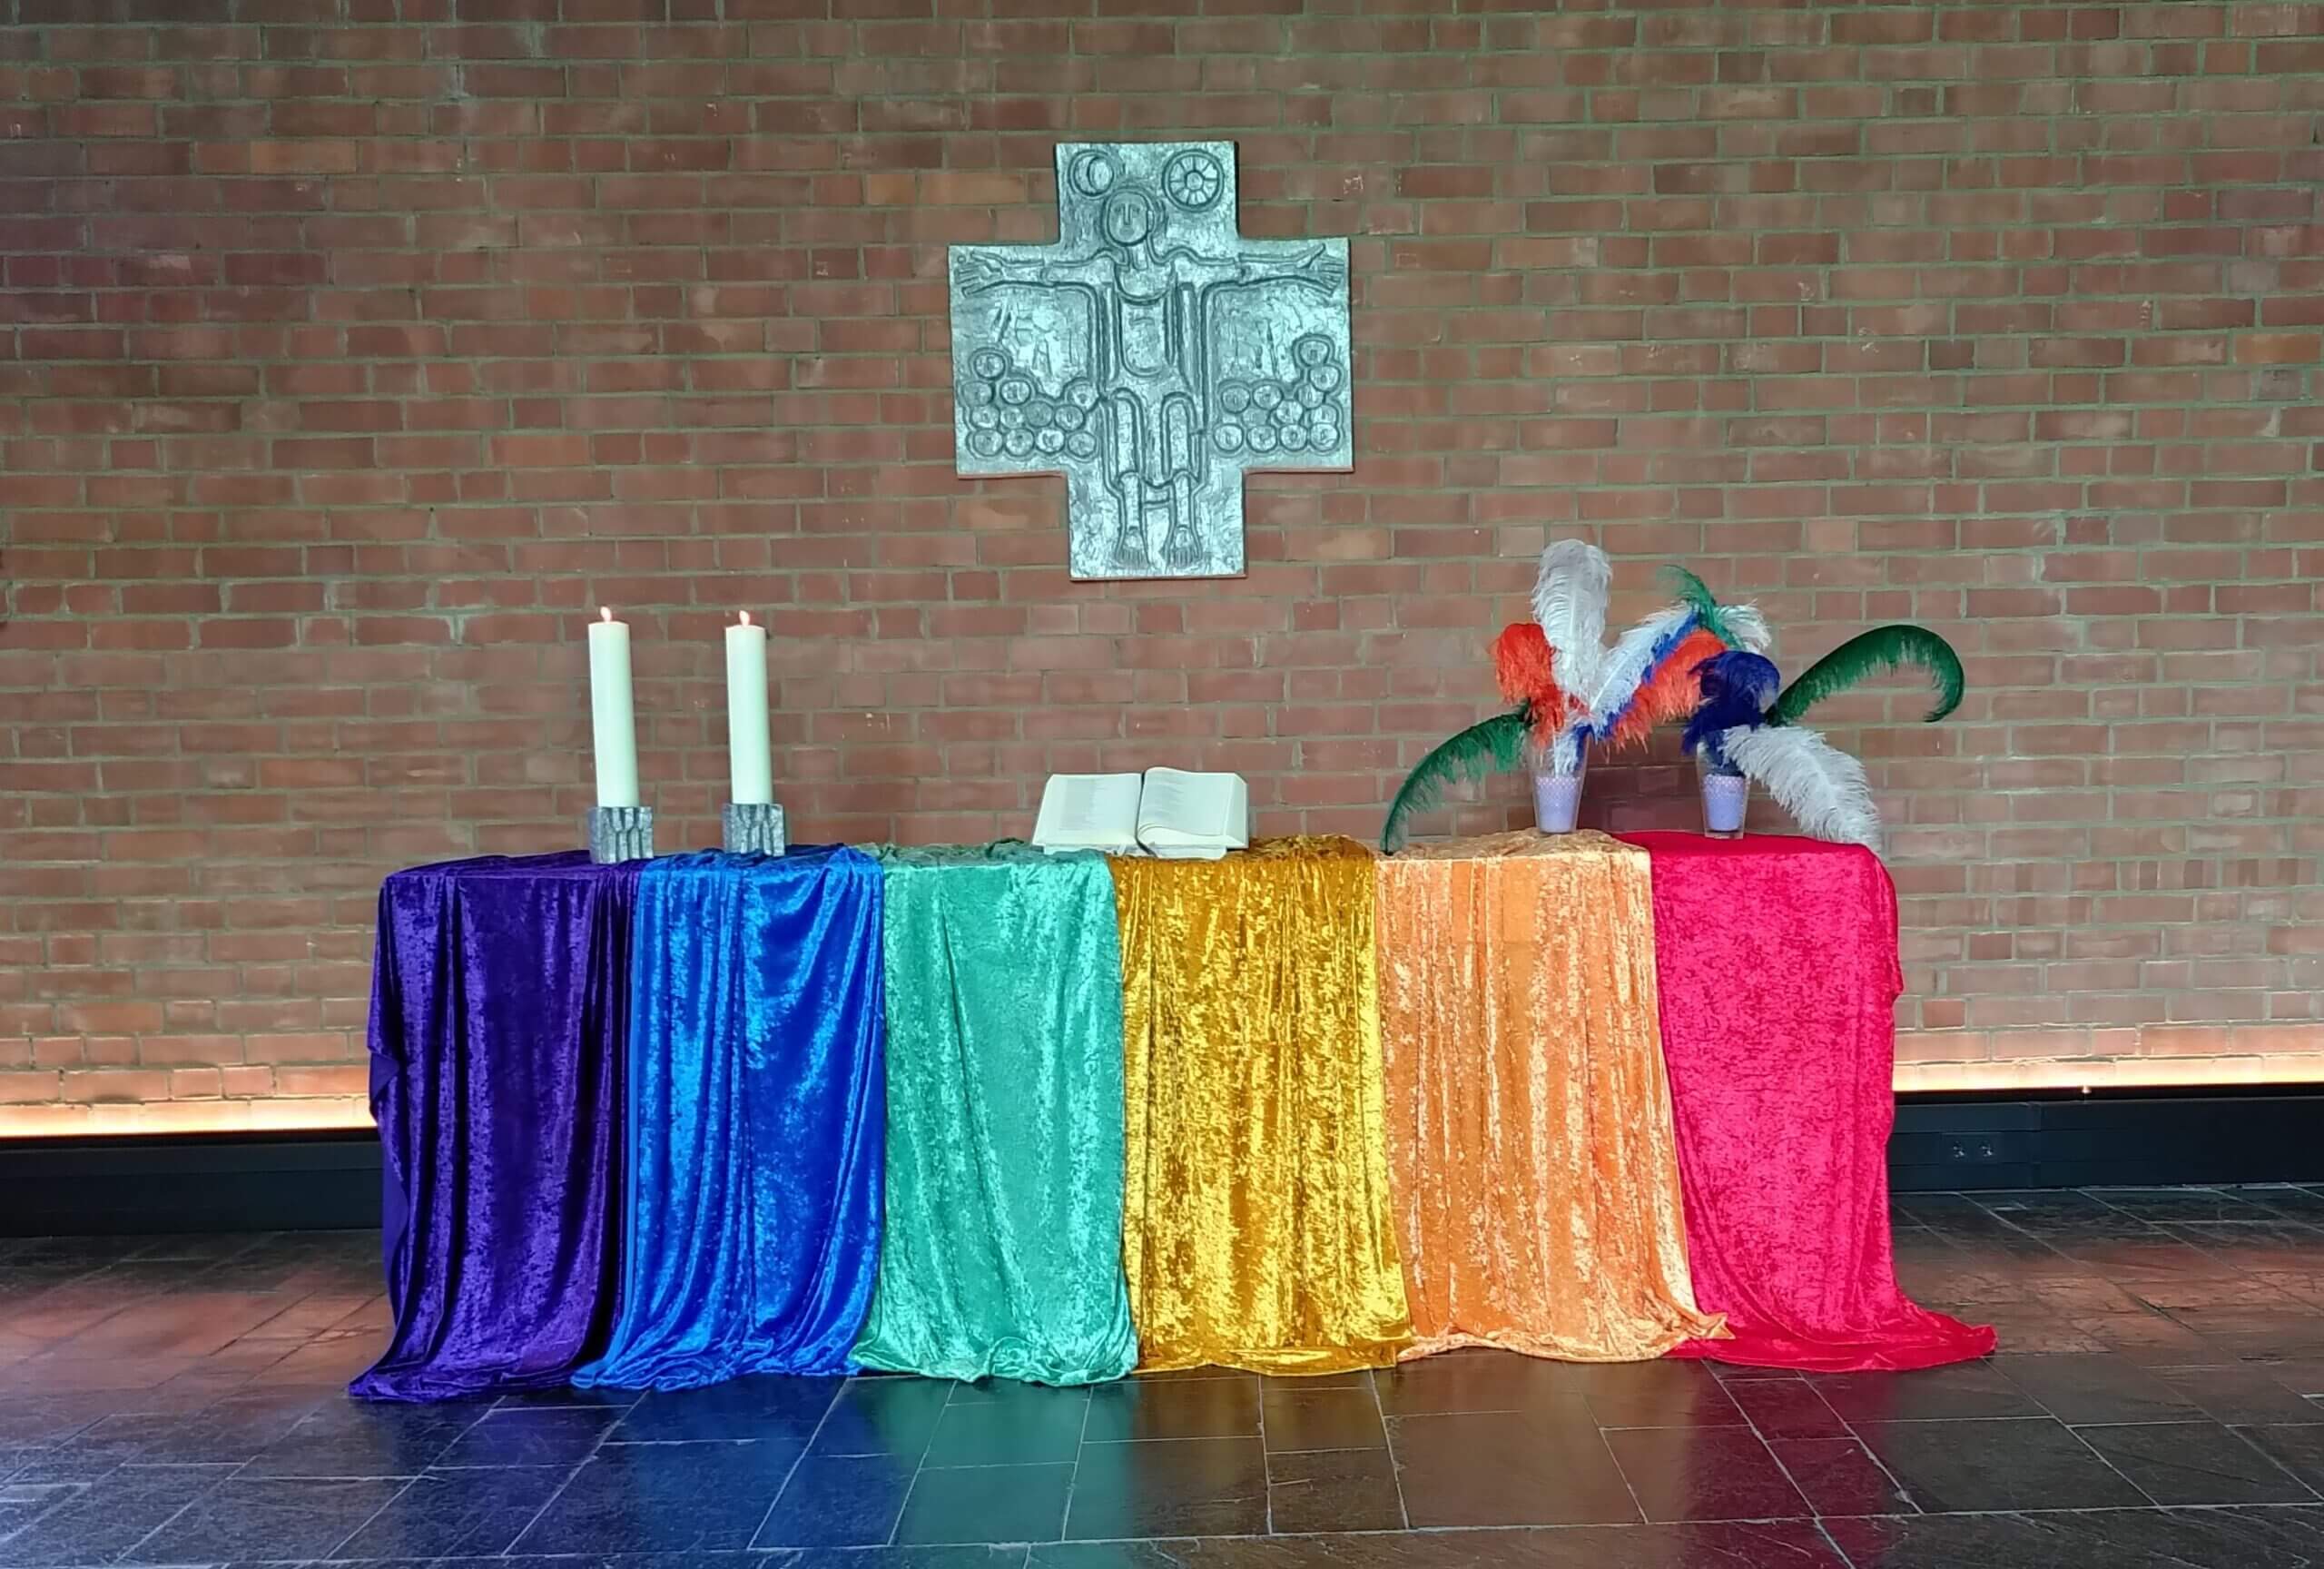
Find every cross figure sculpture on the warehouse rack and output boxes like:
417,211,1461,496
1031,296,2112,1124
947,142,1353,581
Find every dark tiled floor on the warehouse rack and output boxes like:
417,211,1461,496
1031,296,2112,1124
4,1188,2324,1566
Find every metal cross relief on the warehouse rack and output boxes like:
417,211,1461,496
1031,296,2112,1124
947,142,1353,580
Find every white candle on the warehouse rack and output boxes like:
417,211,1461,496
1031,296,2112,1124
724,611,773,805
586,607,640,809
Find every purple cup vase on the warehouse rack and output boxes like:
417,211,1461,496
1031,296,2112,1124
1699,760,1748,838
1531,757,1586,834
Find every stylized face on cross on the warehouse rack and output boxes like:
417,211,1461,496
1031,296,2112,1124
947,142,1354,581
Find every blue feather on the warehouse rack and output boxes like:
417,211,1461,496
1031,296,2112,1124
1586,609,1702,741
1683,650,1782,763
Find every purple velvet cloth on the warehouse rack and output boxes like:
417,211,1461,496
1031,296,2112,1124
351,853,638,1403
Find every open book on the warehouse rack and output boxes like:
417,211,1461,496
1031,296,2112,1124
1031,768,1250,860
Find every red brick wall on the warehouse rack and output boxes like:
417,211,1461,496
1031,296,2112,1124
4,0,2321,1130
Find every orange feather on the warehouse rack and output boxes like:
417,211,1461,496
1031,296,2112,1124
1491,621,1562,709
1605,627,1727,752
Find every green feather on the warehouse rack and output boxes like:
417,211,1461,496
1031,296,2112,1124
1381,707,1533,853
1766,625,1965,727
1658,563,1739,646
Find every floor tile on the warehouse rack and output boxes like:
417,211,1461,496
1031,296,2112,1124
129,1475,405,1562
1855,1416,2148,1513
1260,1385,1386,1451
810,1375,954,1459
950,1377,1115,1406
1265,1445,1403,1533
1811,1360,2044,1424
1392,1409,1639,1527
491,1381,643,1410
32,1385,331,1471
608,1373,846,1443
2093,1188,2272,1224
1723,1377,1849,1439
15,1199,2324,1565
2232,1423,2324,1494
324,1464,567,1558
1374,1348,1590,1418
793,1551,1029,1569
0,1464,231,1565
1827,1505,2324,1569
1769,1436,1916,1517
1574,1361,1747,1429
0,1483,74,1541
2072,1309,2223,1363
895,1461,1071,1544
0,1400,101,1449
1603,1426,1810,1523
1991,1352,2204,1425
755,1452,917,1547
241,1398,484,1478
1066,1436,1268,1538
1033,1521,1847,1566
432,1403,616,1466
2073,1419,2316,1505
512,1437,800,1553
1085,1377,1258,1442
2149,1363,2324,1424
924,1387,1088,1465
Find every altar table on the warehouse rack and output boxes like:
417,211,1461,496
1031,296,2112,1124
355,835,1990,1401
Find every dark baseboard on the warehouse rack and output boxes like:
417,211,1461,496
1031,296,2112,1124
0,1131,383,1236
3,1088,2319,1232
1890,1087,2324,1192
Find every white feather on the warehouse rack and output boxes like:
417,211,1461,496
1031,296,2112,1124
1545,727,1584,777
1585,604,1696,732
1720,603,1774,654
1720,725,1883,851
1530,539,1609,702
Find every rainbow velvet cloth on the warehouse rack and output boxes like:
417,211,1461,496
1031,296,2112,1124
1111,838,1414,1374
1622,834,1998,1373
853,844,1137,1384
1375,831,1722,1362
576,848,885,1390
355,834,1989,1402
355,854,635,1402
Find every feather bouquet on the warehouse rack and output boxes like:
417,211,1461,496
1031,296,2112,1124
1681,627,1965,851
1381,542,1770,852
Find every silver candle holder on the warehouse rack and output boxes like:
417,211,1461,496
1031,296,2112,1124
586,805,655,864
722,802,787,857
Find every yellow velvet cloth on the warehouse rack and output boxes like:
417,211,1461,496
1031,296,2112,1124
1376,830,1725,1361
1111,836,1415,1374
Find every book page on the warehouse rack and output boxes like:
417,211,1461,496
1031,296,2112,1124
1032,774,1144,852
1137,768,1247,857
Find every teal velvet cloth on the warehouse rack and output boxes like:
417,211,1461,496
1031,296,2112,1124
853,844,1137,1384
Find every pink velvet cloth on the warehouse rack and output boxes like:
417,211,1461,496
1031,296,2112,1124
1620,833,1995,1372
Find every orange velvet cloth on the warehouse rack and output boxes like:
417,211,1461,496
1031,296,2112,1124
1376,830,1725,1361
1111,837,1415,1374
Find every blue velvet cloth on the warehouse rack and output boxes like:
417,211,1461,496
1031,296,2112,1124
575,848,885,1390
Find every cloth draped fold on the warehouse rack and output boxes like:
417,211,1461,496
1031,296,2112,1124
1376,831,1724,1361
353,854,635,1402
1112,836,1414,1374
576,848,885,1390
1621,833,1995,1372
853,844,1137,1384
